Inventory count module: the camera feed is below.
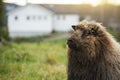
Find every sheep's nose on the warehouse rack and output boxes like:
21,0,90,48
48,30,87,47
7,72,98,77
67,38,74,43
67,38,77,49
67,38,75,45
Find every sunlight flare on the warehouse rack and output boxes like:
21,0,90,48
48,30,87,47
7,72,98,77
4,0,120,6
4,0,101,6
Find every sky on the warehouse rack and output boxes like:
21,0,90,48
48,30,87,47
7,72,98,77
4,0,120,6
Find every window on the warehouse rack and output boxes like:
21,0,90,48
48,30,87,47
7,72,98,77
63,15,66,20
38,16,41,20
26,16,30,20
44,16,47,20
57,15,60,20
15,16,18,20
33,16,36,20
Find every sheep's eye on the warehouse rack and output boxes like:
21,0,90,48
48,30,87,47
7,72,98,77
90,28,95,34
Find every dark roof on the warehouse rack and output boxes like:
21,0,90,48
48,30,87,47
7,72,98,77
5,3,20,12
40,4,94,15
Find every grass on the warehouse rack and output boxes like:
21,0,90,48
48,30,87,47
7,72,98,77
0,39,67,80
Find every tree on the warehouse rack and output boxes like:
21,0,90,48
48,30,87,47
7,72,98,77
0,0,9,40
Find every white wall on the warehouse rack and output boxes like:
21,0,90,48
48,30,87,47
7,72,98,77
7,5,80,38
8,5,54,37
53,14,79,31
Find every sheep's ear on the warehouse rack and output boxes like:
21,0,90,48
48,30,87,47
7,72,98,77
72,25,76,30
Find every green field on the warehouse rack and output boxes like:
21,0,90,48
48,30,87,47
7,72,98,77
0,39,67,80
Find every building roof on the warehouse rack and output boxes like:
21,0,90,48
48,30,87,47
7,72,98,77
40,4,94,15
6,3,94,16
5,3,20,12
7,4,54,15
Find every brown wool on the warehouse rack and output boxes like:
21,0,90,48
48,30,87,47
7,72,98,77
67,21,120,80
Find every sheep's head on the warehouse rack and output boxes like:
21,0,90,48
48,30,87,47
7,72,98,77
67,21,110,58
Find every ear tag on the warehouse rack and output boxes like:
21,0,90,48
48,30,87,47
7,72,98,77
90,29,95,34
91,30,94,33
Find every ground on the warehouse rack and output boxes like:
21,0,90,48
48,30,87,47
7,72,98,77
0,39,67,80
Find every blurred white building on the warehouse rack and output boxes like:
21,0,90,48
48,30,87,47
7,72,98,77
7,4,79,38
